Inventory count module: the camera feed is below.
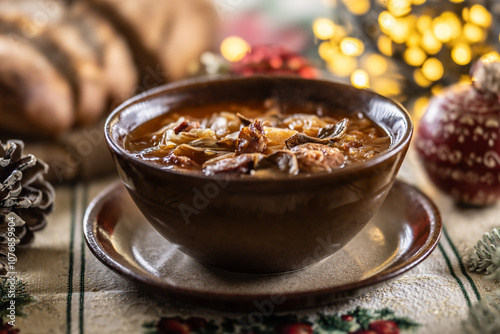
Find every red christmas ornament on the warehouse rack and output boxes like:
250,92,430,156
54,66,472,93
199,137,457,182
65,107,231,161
416,56,500,206
232,45,317,79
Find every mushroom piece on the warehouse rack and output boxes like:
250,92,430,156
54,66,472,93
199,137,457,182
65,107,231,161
285,133,333,149
291,143,345,173
203,153,264,176
285,118,349,149
317,118,349,140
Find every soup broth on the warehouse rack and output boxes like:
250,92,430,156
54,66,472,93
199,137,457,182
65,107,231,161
124,99,391,177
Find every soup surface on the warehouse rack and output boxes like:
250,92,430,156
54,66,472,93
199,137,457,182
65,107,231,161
124,99,391,177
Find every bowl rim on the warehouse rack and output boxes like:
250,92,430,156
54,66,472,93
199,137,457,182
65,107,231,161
105,75,413,182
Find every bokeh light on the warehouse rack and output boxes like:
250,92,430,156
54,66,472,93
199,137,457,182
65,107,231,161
365,54,388,76
404,46,427,66
351,69,370,88
414,68,432,87
318,41,337,61
313,18,336,40
220,36,250,62
313,0,498,100
421,30,442,55
377,35,393,56
342,0,370,15
469,5,491,28
340,37,365,56
464,23,484,43
451,43,472,65
327,53,357,76
413,96,430,121
388,0,412,17
422,58,444,81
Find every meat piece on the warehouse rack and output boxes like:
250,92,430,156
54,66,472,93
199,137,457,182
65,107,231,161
256,151,299,175
236,119,268,155
164,153,199,169
173,120,200,134
291,143,345,173
203,153,264,176
173,120,189,134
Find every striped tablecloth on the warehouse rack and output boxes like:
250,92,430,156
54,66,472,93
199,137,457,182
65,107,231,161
5,149,499,334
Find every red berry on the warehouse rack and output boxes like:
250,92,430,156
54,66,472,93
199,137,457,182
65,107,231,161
369,320,399,334
269,56,284,69
287,57,304,70
232,45,316,79
298,67,316,79
157,318,190,334
275,323,313,334
341,314,354,321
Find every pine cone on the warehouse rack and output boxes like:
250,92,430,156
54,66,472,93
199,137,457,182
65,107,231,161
0,140,54,275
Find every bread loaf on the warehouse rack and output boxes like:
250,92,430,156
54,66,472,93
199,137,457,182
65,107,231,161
0,0,217,181
68,3,138,106
0,32,74,137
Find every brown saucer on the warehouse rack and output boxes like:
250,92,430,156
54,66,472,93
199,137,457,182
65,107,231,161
83,180,441,311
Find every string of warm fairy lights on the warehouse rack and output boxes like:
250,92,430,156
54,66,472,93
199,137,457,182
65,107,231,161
217,0,499,115
313,0,500,115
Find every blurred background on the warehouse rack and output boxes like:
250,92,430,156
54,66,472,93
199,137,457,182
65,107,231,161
0,0,498,182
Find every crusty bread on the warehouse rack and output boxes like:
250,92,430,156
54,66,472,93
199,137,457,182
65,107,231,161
68,2,138,107
84,0,217,81
0,34,74,137
43,22,108,126
0,0,217,139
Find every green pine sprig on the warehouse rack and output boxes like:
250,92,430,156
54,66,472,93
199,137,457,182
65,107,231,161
468,228,500,280
463,293,500,334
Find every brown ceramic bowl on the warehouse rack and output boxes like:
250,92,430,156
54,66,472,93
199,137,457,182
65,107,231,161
105,76,413,274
